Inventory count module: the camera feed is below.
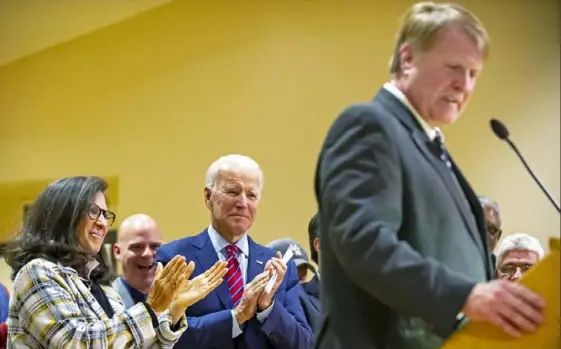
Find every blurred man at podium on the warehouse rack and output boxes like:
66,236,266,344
314,2,546,349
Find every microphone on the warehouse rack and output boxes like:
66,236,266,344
490,118,561,213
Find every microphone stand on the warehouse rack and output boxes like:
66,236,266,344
504,137,561,213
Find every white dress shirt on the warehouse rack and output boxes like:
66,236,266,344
383,82,442,142
207,225,273,338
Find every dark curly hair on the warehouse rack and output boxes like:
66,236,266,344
4,176,115,285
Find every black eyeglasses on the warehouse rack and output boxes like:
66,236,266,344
486,223,502,237
87,203,116,226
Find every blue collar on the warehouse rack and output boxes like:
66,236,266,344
121,278,147,303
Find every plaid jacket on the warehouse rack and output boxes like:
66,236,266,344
8,258,187,348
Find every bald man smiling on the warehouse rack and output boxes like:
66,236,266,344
112,214,163,308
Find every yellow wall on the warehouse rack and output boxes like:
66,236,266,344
0,177,120,241
0,1,558,287
0,0,172,65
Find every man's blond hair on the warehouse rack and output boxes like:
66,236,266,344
389,2,490,76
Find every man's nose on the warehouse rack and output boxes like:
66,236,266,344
510,268,523,280
454,72,474,94
141,246,153,257
236,194,249,207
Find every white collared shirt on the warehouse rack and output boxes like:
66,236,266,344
206,225,273,337
86,259,100,279
207,225,249,284
383,82,443,142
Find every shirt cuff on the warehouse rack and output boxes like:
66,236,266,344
256,301,274,323
455,312,467,329
231,310,243,338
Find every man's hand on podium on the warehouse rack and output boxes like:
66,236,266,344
462,279,546,338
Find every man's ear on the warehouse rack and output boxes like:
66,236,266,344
204,187,212,210
313,237,320,254
398,42,416,74
113,243,121,261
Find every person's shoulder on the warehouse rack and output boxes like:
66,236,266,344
19,258,60,275
337,89,398,123
160,236,195,249
158,230,207,258
249,238,281,260
13,258,66,294
328,99,396,138
336,102,381,124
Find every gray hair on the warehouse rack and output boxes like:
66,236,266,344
495,233,545,266
204,154,264,192
478,196,500,212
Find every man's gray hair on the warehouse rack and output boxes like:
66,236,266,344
495,233,545,266
205,154,264,191
478,195,500,212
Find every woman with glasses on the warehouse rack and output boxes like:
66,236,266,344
3,176,224,348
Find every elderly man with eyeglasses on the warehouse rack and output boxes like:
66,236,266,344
156,154,313,349
495,233,545,282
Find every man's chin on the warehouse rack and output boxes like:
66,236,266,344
227,217,251,229
229,223,251,236
442,108,462,124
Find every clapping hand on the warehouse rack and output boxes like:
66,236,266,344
257,251,286,311
185,261,228,300
146,255,188,313
170,260,228,323
233,271,271,324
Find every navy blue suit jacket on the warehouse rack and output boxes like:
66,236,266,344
297,274,321,334
156,229,313,349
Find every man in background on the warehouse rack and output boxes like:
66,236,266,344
112,214,163,308
303,214,320,306
302,213,321,332
266,216,322,333
157,154,313,349
495,233,544,281
478,196,502,263
266,238,316,283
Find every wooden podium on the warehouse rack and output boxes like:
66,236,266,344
441,237,560,349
